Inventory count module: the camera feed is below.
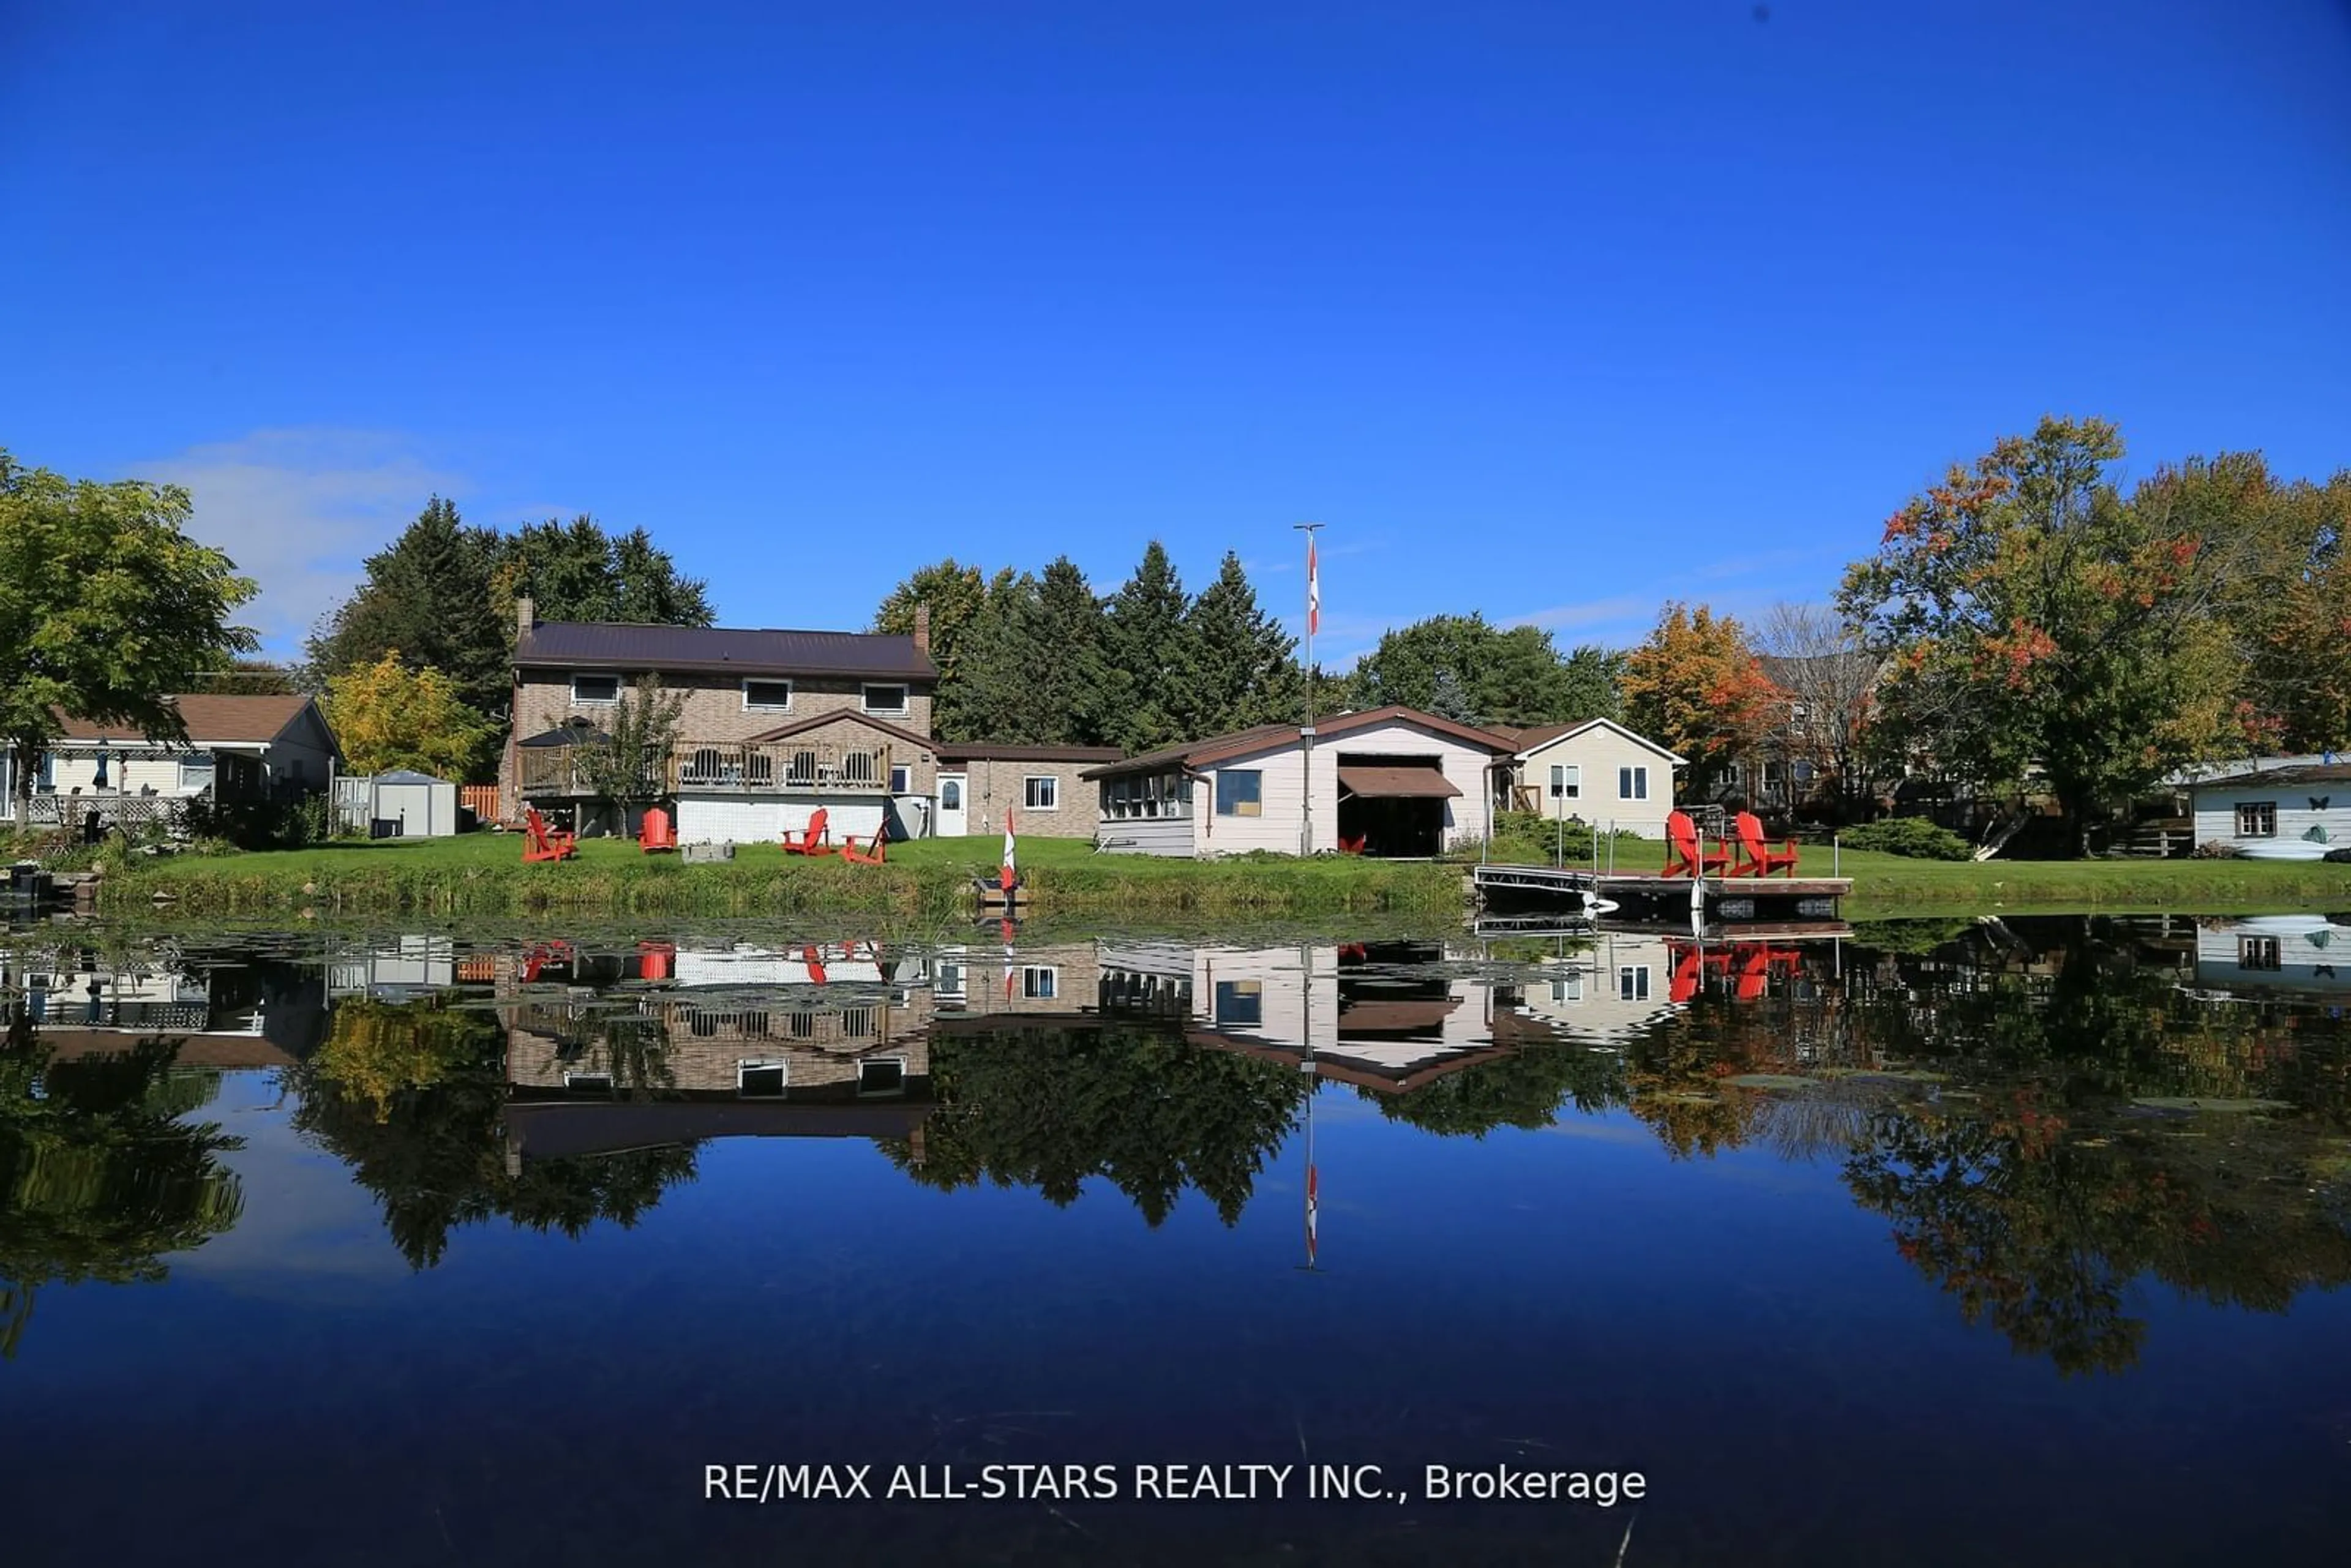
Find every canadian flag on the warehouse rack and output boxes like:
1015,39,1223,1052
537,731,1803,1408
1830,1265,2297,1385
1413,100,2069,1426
1307,536,1320,637
1001,808,1017,893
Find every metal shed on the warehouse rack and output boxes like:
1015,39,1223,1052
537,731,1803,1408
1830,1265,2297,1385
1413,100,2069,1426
335,770,460,838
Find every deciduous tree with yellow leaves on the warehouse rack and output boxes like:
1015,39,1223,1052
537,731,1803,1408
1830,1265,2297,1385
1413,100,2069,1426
323,652,498,779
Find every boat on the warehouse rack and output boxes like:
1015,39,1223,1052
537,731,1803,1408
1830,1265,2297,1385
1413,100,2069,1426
2233,839,2332,861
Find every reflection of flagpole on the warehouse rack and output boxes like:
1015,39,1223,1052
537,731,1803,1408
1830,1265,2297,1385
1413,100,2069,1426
1300,939,1319,1272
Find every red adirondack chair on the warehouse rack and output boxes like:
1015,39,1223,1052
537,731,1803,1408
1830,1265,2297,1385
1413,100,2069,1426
841,820,890,865
522,807,577,864
638,806,677,854
1338,833,1368,855
1662,810,1730,878
779,808,835,857
1730,811,1801,877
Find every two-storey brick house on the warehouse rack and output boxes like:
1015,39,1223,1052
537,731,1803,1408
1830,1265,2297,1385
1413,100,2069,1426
501,598,942,844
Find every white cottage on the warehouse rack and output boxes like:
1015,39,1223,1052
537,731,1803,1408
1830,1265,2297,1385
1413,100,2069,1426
4,693,340,826
1084,705,1514,858
1490,718,1684,839
2188,763,2351,859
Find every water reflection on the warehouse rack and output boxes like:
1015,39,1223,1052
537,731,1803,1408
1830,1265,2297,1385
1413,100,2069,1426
6,916,2351,1383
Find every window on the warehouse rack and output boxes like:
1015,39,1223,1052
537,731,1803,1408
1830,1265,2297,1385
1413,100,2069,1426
1217,770,1263,817
1549,763,1581,800
1551,975,1584,1003
2238,936,2282,972
858,1057,907,1097
36,752,54,791
2236,801,2277,838
1619,765,1649,800
737,1060,788,1098
178,756,217,792
939,778,962,811
1215,980,1264,1027
563,1072,614,1095
1021,966,1058,999
571,673,621,705
1618,966,1651,1002
890,765,912,794
935,961,964,1000
1024,776,1059,811
742,678,793,711
862,683,910,716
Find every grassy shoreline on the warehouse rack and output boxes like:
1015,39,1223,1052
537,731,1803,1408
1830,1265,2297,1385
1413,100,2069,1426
94,830,2351,921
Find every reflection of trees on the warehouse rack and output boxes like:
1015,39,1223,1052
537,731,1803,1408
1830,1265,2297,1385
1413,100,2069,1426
0,1014,244,1360
291,1000,696,1269
1363,1043,1627,1138
885,1024,1302,1225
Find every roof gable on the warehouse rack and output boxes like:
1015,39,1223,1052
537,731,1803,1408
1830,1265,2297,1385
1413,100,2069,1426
743,709,935,752
1082,705,1516,779
517,620,937,681
1511,717,1685,766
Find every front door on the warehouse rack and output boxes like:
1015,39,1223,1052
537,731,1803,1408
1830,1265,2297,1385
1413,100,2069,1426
937,773,969,837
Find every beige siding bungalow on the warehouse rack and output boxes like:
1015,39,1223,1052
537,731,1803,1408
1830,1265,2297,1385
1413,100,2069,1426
1490,718,1684,839
1082,705,1513,858
4,693,341,828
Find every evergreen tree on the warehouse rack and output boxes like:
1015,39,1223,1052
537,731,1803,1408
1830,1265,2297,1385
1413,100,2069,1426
873,558,992,727
1351,613,1594,726
942,569,1038,743
1182,552,1302,736
504,516,713,625
307,498,509,718
1097,541,1196,751
1428,667,1479,725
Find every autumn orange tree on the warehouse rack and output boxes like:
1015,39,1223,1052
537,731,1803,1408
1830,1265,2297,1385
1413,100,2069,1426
1836,416,2238,852
323,651,498,779
1620,603,1781,798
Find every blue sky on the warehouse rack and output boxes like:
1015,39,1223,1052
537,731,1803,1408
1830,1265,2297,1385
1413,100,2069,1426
3,1,2346,662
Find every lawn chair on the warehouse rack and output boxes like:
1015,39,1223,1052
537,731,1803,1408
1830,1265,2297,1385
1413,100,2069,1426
522,807,577,864
1730,811,1801,877
779,808,836,857
1338,833,1368,855
638,806,677,854
1662,810,1730,879
841,820,890,866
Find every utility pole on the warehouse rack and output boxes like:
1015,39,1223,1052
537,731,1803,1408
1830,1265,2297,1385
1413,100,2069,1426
1295,523,1324,858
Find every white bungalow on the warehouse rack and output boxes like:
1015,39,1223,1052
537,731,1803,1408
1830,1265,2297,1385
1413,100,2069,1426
2,693,340,827
2188,762,2351,860
1083,705,1515,858
1488,718,1684,838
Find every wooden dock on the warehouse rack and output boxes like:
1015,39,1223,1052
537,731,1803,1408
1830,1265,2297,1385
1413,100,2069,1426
1471,863,1852,925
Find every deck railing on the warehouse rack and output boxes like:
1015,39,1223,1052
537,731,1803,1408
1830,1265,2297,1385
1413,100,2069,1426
520,740,893,797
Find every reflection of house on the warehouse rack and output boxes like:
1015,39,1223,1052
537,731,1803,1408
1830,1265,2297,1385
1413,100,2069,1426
1487,718,1682,839
2,694,340,830
328,935,459,999
1092,939,1512,1092
1509,931,1686,1041
1083,705,1512,858
0,947,328,1066
2192,917,2351,996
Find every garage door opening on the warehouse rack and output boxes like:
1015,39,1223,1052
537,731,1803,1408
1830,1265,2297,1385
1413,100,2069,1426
1334,756,1459,857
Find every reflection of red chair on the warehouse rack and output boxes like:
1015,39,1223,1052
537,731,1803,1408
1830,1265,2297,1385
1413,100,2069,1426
1670,945,1703,1003
1338,834,1368,855
842,821,890,865
522,808,577,864
1663,811,1731,878
637,940,675,982
520,940,574,983
639,807,677,854
802,944,828,985
1730,812,1800,877
1735,946,1771,1001
780,808,834,857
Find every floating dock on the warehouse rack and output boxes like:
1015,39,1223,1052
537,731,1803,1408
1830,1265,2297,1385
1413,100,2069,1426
1471,863,1852,926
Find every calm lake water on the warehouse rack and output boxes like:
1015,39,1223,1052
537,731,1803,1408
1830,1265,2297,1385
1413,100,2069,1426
6,914,2351,1566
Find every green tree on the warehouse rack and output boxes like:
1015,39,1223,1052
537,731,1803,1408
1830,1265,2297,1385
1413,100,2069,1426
504,515,714,627
306,498,509,718
1558,643,1627,725
1182,552,1302,737
1097,542,1198,751
187,659,302,696
574,676,686,811
948,559,1116,745
874,558,992,729
0,451,260,823
1837,417,2239,849
1350,614,1595,727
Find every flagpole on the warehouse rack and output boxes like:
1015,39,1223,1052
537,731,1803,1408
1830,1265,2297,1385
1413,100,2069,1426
1295,522,1324,858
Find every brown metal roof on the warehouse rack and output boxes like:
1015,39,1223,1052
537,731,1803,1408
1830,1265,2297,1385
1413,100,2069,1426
1335,764,1460,799
516,620,937,681
1081,705,1516,779
1337,996,1462,1032
51,694,315,745
2194,763,2351,790
936,743,1125,763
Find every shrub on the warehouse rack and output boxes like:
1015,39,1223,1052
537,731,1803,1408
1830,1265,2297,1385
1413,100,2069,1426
2193,839,2242,860
1839,817,1973,861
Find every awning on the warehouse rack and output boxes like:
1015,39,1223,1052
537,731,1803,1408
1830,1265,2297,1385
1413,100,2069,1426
1335,765,1460,799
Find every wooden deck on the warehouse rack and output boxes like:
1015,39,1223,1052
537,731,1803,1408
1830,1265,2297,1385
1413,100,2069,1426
1472,863,1852,923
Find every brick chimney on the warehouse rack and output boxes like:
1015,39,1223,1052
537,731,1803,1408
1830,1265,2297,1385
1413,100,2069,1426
516,596,535,639
912,604,931,655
